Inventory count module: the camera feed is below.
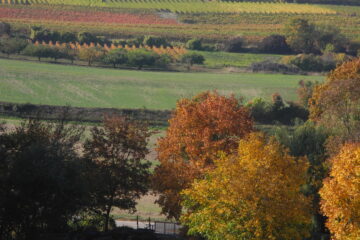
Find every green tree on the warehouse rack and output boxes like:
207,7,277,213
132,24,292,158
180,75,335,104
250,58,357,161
273,122,330,240
84,116,152,231
102,48,128,68
143,35,168,47
0,37,28,57
181,52,205,69
185,38,202,50
127,49,158,69
0,118,87,240
285,18,317,53
22,44,55,61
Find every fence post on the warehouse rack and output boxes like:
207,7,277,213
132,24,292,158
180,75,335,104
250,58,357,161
136,215,139,229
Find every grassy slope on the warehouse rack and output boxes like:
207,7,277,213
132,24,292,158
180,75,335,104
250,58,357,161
191,51,283,68
0,58,323,110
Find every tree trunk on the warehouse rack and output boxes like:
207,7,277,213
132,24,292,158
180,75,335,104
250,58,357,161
104,205,112,232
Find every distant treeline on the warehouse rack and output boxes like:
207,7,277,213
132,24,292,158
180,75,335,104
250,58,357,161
0,102,171,126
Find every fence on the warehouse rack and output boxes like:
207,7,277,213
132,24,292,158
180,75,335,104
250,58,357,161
154,221,181,235
116,217,181,236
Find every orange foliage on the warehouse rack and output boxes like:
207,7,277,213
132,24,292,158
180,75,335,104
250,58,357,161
320,143,360,240
152,91,253,219
309,58,360,154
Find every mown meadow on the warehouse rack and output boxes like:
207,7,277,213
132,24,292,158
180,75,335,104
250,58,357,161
0,58,323,109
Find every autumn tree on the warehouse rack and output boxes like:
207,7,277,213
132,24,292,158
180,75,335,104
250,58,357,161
297,80,319,109
319,143,360,240
181,132,312,240
152,91,253,219
84,116,152,232
78,47,104,66
309,58,360,155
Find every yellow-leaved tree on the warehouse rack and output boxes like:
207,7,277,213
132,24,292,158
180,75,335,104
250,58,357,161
181,132,312,240
319,143,360,240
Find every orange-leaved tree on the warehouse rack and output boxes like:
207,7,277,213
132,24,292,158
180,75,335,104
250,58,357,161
309,58,360,154
181,132,312,240
152,91,253,219
319,143,360,240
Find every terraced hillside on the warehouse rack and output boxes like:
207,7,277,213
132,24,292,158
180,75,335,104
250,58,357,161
1,1,359,41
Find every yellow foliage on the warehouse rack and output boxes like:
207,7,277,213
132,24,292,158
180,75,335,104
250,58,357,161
181,132,312,240
320,143,360,240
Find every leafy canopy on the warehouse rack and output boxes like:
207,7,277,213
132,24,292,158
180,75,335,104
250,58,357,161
181,132,312,240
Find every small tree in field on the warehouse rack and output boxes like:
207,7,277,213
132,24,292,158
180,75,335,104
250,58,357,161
181,53,205,70
0,37,28,57
78,47,104,66
102,48,128,68
152,91,253,219
84,116,152,231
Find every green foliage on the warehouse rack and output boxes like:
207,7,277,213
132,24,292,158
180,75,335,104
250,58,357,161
272,121,330,240
285,18,318,54
0,37,28,57
143,35,168,47
84,116,152,231
224,36,245,53
282,54,337,72
185,38,202,50
102,48,128,68
0,21,11,36
259,34,291,54
22,44,60,61
78,47,105,66
0,118,88,240
127,49,160,69
77,31,100,45
181,52,205,66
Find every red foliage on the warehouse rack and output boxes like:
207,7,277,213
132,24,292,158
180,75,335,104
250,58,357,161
0,6,180,25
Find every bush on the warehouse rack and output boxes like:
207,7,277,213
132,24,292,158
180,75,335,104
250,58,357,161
127,49,159,69
30,26,61,43
282,54,336,72
181,52,205,66
0,37,28,57
249,60,301,74
259,34,291,54
143,35,168,47
102,48,128,68
224,36,245,53
77,31,102,45
247,95,309,125
185,38,202,50
78,47,104,66
0,21,11,36
22,44,59,61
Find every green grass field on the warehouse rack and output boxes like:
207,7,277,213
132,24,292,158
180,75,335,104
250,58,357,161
191,51,283,68
0,59,324,110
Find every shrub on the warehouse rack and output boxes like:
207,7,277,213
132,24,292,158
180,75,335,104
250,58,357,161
224,36,245,53
282,54,336,72
181,52,205,66
22,44,58,61
78,47,105,66
185,38,202,50
127,49,159,69
102,48,128,68
249,60,301,74
143,35,168,47
0,37,28,57
0,21,11,36
259,34,291,54
77,31,101,45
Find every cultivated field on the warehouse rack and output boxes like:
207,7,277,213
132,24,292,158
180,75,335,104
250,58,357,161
0,59,323,110
1,3,360,41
